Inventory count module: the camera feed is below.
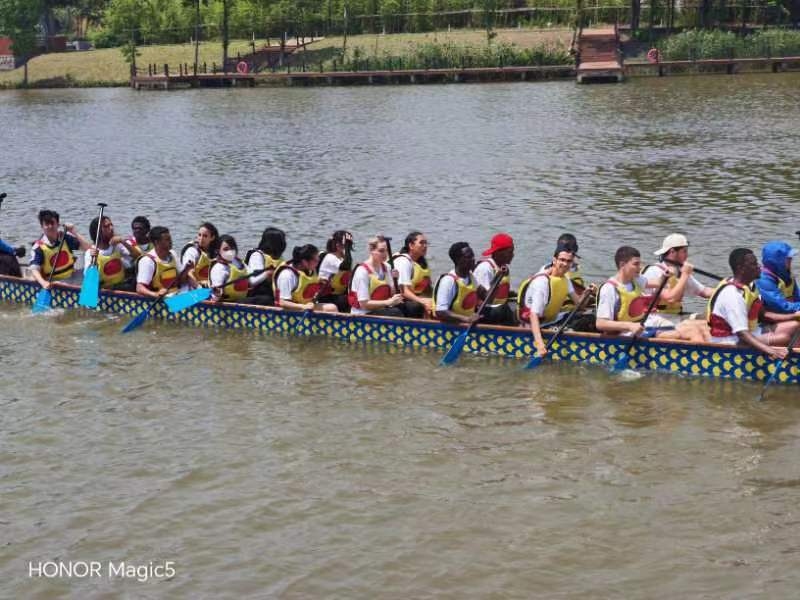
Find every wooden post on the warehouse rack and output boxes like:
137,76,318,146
203,62,207,73
164,63,169,76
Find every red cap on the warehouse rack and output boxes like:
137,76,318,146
482,233,514,256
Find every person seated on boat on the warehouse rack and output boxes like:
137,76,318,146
707,248,799,359
756,241,800,323
541,233,589,309
640,233,714,343
595,245,693,340
519,243,593,357
126,216,153,259
29,209,93,290
209,235,256,304
181,221,219,288
246,226,286,306
317,230,353,313
348,236,404,317
393,231,432,319
0,237,26,277
274,244,337,313
85,215,135,291
433,242,480,325
136,226,186,298
474,233,516,326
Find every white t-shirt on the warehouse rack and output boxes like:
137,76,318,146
246,250,270,287
83,243,132,271
597,275,670,332
275,267,299,305
351,262,393,315
136,250,180,287
394,254,415,287
474,259,508,307
181,245,203,272
641,263,704,298
709,284,757,344
524,274,575,319
435,270,473,313
319,253,343,281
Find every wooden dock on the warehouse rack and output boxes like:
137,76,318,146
576,26,623,83
130,65,576,90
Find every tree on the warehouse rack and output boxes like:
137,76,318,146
0,0,44,86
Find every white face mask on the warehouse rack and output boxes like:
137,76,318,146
220,249,236,262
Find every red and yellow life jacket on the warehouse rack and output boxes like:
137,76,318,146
273,264,322,306
478,258,510,305
182,243,211,284
394,253,432,295
35,237,75,281
140,251,178,291
218,260,250,301
319,252,351,295
517,272,570,323
126,237,153,258
348,262,393,309
642,263,682,314
97,247,125,287
603,278,651,322
706,279,762,338
433,272,478,317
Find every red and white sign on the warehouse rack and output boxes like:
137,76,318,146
0,37,15,70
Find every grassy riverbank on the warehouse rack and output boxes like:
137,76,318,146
658,29,800,60
0,28,572,88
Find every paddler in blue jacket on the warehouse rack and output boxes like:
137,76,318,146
756,241,800,315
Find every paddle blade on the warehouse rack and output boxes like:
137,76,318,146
121,309,150,334
524,353,544,370
32,289,53,314
610,353,631,373
77,266,100,308
165,288,211,313
440,331,468,366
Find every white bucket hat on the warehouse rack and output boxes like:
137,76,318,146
654,233,689,256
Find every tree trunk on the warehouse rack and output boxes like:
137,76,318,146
222,0,230,74
631,0,641,32
23,61,28,87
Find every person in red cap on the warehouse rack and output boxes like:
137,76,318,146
473,233,516,326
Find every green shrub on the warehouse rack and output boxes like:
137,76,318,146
659,29,800,60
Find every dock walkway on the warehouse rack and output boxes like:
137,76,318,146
576,27,623,83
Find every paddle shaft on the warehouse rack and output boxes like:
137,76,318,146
541,291,594,354
458,268,506,338
87,203,107,268
45,228,70,287
384,236,399,293
663,259,722,281
614,273,672,366
758,328,800,401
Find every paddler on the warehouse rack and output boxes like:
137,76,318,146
707,248,799,357
181,222,219,288
595,245,693,340
273,244,337,312
474,233,516,325
348,236,404,317
433,242,479,324
394,231,432,318
246,226,286,306
29,209,93,290
0,239,26,277
519,243,593,357
541,233,589,309
756,241,800,318
126,216,153,259
209,235,255,304
317,230,354,312
641,233,714,342
85,215,135,290
135,226,186,298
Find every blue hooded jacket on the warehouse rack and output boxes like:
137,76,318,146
757,241,800,313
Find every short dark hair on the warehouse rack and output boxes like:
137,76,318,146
38,209,59,225
89,216,111,242
218,234,238,254
729,248,754,273
132,216,150,231
258,227,286,258
553,244,575,259
614,246,640,268
291,244,319,265
448,242,471,264
557,233,578,253
149,226,170,244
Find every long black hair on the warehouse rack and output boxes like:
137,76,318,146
400,231,428,269
257,227,287,259
199,221,220,259
324,230,353,271
291,244,319,269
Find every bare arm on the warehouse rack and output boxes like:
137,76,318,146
596,318,643,335
529,312,547,356
739,331,787,360
436,310,478,324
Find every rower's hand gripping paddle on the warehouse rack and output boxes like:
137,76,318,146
78,202,107,308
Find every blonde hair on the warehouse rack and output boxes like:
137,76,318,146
367,235,387,252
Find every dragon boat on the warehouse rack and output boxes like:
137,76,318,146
1,274,798,385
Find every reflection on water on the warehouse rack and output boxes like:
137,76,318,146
2,75,800,596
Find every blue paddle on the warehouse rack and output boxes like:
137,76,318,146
758,328,800,401
440,269,505,366
121,266,185,333
78,202,107,309
525,291,593,370
32,228,69,314
164,268,265,313
610,274,671,373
